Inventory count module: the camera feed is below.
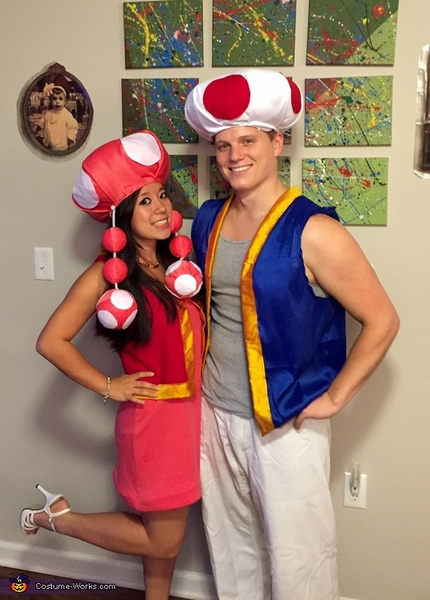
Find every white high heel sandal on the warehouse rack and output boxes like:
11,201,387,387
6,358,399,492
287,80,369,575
20,484,71,535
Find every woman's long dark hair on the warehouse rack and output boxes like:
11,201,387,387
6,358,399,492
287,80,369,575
95,189,178,351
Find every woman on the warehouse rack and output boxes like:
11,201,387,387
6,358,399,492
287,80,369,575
20,130,204,600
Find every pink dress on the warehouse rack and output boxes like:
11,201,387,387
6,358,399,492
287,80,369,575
113,293,204,512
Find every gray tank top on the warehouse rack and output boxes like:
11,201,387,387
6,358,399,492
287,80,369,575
202,234,328,417
202,235,254,417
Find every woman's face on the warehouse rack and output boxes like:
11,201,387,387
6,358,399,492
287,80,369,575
130,182,172,245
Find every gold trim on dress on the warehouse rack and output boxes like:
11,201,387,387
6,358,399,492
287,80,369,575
135,301,196,401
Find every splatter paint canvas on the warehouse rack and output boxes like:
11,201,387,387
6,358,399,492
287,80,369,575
122,78,198,143
209,156,291,199
305,76,393,146
167,155,199,219
307,0,399,65
212,0,297,67
124,1,203,68
209,157,233,200
302,157,388,225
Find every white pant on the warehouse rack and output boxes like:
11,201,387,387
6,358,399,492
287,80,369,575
201,396,339,600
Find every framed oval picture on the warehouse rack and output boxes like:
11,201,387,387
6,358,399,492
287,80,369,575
22,63,93,156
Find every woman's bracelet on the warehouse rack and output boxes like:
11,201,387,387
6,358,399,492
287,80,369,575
102,376,111,405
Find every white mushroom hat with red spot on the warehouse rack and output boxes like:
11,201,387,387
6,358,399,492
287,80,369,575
184,68,303,140
71,130,202,330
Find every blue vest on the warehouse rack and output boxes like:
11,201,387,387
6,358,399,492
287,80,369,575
192,188,346,435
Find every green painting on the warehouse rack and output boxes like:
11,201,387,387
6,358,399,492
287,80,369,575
168,155,198,219
302,157,388,225
307,0,399,65
122,78,198,143
124,1,203,68
212,0,296,67
305,76,393,146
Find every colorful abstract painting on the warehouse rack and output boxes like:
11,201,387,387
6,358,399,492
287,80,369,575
209,157,232,200
122,78,198,143
212,0,297,67
167,155,198,219
209,156,291,199
283,130,292,146
307,0,399,65
124,1,203,68
305,76,393,146
302,157,388,225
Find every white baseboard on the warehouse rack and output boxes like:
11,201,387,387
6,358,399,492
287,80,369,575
1,541,357,600
0,540,217,599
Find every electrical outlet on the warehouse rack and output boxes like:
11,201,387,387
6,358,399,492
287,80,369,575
343,471,367,509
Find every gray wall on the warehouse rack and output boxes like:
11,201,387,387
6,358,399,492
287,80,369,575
1,1,429,599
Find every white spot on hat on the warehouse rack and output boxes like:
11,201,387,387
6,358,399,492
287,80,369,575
121,132,161,166
72,170,100,209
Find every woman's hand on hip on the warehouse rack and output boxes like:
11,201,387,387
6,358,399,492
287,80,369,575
110,372,158,404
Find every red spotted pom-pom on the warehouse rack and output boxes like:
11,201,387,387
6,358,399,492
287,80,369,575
96,289,137,330
165,259,203,299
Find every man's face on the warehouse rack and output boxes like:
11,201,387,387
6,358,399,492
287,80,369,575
213,126,283,195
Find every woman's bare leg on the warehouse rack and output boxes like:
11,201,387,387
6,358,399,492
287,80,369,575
31,498,189,578
30,499,189,599
142,556,177,600
140,508,188,600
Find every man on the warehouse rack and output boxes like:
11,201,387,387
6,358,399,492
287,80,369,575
185,69,399,600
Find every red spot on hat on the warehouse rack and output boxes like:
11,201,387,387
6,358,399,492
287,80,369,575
203,74,251,120
287,77,302,115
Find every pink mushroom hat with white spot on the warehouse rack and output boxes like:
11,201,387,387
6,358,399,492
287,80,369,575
72,130,202,330
72,130,171,223
184,68,303,140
